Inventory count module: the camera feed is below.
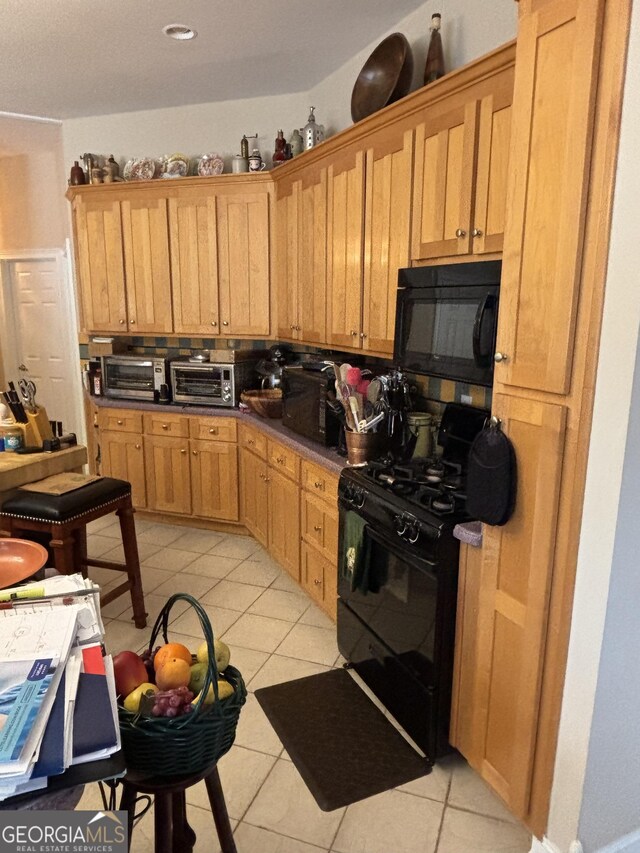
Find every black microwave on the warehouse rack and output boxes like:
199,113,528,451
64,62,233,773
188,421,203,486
393,261,501,387
282,366,341,446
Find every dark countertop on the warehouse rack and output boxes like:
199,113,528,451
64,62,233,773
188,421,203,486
92,398,347,475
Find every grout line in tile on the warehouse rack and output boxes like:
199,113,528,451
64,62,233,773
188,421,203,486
233,751,280,825
440,801,521,827
327,800,349,853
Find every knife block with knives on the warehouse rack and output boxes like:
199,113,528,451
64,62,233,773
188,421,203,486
5,406,54,448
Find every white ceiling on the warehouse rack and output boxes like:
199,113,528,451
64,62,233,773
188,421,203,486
0,0,424,120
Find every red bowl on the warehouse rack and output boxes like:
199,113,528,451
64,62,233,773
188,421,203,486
0,538,48,589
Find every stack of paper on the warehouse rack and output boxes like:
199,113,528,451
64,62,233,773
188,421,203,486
0,574,119,800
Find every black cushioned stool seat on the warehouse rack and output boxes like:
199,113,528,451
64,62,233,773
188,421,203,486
0,477,146,628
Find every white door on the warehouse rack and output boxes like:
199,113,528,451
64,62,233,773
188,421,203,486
0,251,84,440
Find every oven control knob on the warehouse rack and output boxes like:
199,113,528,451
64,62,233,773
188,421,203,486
394,514,407,536
222,390,232,402
406,521,421,544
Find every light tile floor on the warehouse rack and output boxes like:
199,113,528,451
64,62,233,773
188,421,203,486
78,517,531,853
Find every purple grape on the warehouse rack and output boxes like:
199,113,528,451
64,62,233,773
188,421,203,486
169,695,182,708
151,705,163,717
165,707,179,718
184,691,194,703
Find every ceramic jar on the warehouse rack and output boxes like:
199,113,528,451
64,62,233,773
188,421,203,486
248,149,266,172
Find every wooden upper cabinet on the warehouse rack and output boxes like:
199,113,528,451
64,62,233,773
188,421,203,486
298,169,328,344
467,393,567,819
327,150,365,350
362,129,413,355
217,190,271,336
275,184,300,340
412,101,478,260
473,72,514,254
121,197,173,333
169,194,219,335
74,199,126,333
496,0,604,395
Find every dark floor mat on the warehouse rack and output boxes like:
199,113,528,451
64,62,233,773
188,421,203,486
255,667,431,811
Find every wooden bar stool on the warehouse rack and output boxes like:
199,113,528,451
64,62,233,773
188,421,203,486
119,763,236,853
0,477,146,628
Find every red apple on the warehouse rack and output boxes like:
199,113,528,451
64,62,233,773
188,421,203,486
113,650,148,697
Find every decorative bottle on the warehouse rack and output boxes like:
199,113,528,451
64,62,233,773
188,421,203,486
272,130,287,167
69,161,86,186
424,13,445,85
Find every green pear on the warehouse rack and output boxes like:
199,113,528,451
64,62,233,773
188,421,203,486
196,638,231,672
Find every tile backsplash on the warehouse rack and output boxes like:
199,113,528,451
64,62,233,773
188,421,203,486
79,336,492,413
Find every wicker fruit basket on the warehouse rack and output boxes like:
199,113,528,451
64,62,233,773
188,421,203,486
118,593,246,777
241,389,283,418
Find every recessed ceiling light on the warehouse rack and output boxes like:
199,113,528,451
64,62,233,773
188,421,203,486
162,24,197,41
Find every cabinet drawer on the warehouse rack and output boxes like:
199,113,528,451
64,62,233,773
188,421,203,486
301,460,340,505
267,439,300,481
301,491,339,564
190,417,238,443
143,412,190,438
97,409,142,434
239,424,267,459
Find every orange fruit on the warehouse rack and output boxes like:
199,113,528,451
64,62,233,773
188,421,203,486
154,643,192,671
156,658,191,691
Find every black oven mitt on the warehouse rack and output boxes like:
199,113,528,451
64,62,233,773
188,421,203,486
466,423,517,526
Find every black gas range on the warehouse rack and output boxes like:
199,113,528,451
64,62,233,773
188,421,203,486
337,403,488,763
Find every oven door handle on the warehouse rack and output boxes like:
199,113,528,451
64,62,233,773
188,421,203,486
365,525,439,573
472,293,497,367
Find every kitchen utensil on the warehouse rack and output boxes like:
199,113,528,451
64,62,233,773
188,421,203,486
339,363,351,384
351,33,414,123
18,379,37,413
358,412,385,433
348,397,361,432
0,538,48,587
345,367,362,388
367,378,381,405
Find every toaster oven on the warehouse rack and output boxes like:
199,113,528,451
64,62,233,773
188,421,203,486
101,355,168,402
169,358,258,407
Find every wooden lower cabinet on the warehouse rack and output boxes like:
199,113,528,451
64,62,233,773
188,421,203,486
191,440,239,522
301,491,339,565
240,448,268,546
301,542,337,621
267,467,300,581
99,430,146,509
144,434,192,515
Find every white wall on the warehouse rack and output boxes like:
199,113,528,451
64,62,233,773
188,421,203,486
540,3,640,851
62,0,516,171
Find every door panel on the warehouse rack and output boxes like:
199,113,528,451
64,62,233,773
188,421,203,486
74,199,126,332
217,191,271,336
327,151,365,349
362,129,413,355
299,170,328,344
268,467,300,580
191,440,239,521
169,195,219,335
497,0,604,394
468,393,567,818
411,103,478,260
240,449,268,546
275,186,299,340
121,197,173,333
100,430,146,508
144,435,191,515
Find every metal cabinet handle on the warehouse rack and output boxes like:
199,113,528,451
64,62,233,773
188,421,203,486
360,332,367,339
314,481,324,489
209,427,218,435
247,438,255,446
129,318,136,324
494,352,509,363
180,449,187,454
162,424,169,430
350,330,358,337
222,320,229,326
472,228,483,237
290,324,295,330
119,319,125,325
211,320,217,326
313,579,322,586
296,325,301,331
313,525,322,532
276,456,285,464
455,228,467,238
192,450,198,455
135,444,141,450
117,420,123,425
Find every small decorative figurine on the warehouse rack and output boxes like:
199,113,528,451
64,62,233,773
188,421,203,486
302,107,325,150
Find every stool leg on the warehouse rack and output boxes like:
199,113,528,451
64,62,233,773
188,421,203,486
50,530,76,575
73,526,89,580
172,791,196,853
204,767,237,853
154,791,174,853
117,501,146,629
119,783,138,853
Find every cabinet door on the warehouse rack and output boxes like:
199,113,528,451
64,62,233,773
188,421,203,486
100,430,146,509
121,197,173,333
301,491,339,565
299,169,328,344
191,440,239,522
275,185,299,340
169,194,219,335
362,129,413,355
301,542,337,621
217,191,271,336
411,101,478,260
472,70,513,255
327,150,365,350
496,0,604,394
144,435,191,515
268,467,300,581
240,448,268,546
74,199,126,333
467,394,567,818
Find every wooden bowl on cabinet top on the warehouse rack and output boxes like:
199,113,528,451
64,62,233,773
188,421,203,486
351,32,414,124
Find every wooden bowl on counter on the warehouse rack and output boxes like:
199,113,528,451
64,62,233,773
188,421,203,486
241,389,283,419
351,32,414,123
0,538,49,588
